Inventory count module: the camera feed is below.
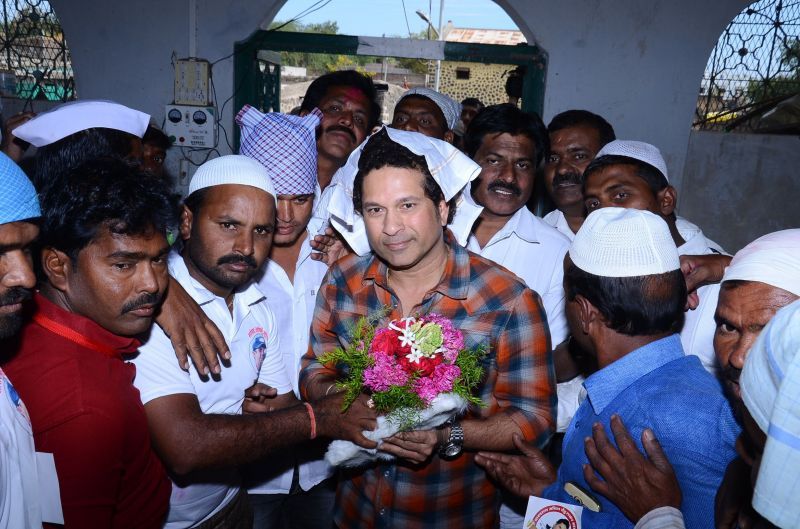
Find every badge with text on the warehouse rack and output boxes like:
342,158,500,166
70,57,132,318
523,496,582,529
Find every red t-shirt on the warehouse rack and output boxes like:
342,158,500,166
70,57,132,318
3,294,170,529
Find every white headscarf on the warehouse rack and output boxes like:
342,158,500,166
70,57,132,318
722,229,800,296
327,126,482,256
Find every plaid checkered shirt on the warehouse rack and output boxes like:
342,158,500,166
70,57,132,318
300,233,556,529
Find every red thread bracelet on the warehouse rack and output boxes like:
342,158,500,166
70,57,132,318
304,402,317,440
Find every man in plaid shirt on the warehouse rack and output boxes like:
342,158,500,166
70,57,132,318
300,128,556,528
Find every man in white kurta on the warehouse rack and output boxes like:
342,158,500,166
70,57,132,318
237,103,337,529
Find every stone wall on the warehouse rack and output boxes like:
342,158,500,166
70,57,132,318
437,62,513,106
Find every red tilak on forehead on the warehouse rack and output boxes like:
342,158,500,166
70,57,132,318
343,87,364,100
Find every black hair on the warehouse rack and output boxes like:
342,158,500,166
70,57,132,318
39,157,180,261
554,520,571,529
183,187,210,214
299,70,382,129
583,155,669,196
143,125,172,151
565,260,686,336
547,110,616,148
461,97,484,109
31,127,138,195
352,129,456,224
463,103,549,166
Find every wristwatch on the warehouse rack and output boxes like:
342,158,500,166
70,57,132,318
438,422,464,458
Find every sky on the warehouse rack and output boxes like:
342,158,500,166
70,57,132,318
272,0,518,37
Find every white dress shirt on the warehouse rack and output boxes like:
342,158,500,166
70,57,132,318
132,252,292,529
458,190,571,346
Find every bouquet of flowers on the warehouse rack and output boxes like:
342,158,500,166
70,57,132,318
319,311,486,467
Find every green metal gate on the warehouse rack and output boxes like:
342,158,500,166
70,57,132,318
233,30,547,144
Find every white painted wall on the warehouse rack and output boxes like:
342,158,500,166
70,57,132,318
682,131,800,253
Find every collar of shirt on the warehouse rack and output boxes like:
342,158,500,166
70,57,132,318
362,230,470,302
167,250,266,309
471,199,541,249
31,292,140,358
583,334,684,415
542,209,576,241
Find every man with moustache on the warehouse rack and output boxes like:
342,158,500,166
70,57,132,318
299,70,381,193
3,158,177,528
0,153,43,529
391,87,462,142
132,155,378,528
236,107,336,528
301,128,555,529
543,110,616,238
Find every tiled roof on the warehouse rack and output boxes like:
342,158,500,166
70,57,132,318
444,27,526,45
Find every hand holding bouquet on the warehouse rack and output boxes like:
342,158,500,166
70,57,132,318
319,312,486,467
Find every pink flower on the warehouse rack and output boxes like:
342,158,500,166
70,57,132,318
363,352,410,392
424,313,464,363
412,364,462,404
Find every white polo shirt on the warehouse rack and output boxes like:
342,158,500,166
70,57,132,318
247,234,332,494
456,190,571,346
0,367,41,529
132,251,292,529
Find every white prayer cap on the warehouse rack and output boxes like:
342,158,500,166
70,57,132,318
327,126,482,256
721,229,800,296
594,140,669,182
400,87,462,130
12,100,150,148
189,155,276,204
569,207,680,277
740,299,800,527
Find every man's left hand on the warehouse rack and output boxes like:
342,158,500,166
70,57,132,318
380,429,440,464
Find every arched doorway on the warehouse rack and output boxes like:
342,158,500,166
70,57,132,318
694,0,800,133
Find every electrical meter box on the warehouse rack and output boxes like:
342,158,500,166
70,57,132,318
174,59,211,106
164,105,217,148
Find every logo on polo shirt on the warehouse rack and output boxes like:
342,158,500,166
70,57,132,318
248,327,267,371
1,368,31,423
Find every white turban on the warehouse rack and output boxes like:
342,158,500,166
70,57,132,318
722,229,800,296
327,126,482,256
740,299,800,528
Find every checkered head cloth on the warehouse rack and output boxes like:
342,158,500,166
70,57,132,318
236,105,321,195
0,152,40,225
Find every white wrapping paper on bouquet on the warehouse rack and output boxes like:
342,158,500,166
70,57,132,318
325,392,467,468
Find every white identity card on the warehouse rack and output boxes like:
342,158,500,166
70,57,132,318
523,496,582,529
